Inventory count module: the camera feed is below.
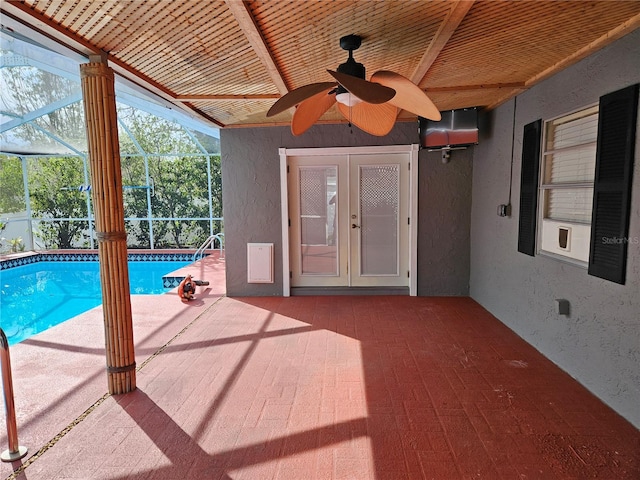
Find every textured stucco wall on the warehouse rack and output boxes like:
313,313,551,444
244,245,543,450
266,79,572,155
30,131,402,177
418,148,472,295
221,122,473,296
470,29,640,427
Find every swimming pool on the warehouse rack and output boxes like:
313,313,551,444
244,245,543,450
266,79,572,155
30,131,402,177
0,257,190,345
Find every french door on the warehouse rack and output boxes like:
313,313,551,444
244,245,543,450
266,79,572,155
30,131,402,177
285,148,413,291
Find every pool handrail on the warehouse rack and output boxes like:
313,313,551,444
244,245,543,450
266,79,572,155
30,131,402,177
0,328,28,462
193,233,224,261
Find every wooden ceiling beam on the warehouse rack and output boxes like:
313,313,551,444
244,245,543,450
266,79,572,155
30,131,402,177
224,0,289,96
427,82,525,92
176,94,281,101
413,0,475,86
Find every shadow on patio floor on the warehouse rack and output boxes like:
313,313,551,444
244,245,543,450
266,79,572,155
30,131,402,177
3,293,639,479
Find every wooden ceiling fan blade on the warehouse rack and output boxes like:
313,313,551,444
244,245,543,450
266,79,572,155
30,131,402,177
328,70,395,104
370,70,441,121
337,102,397,136
291,87,337,136
267,82,337,117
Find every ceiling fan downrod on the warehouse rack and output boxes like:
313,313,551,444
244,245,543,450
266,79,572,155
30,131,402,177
337,34,365,80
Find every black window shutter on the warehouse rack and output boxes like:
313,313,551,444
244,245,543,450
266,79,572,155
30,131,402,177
588,84,638,284
518,119,542,256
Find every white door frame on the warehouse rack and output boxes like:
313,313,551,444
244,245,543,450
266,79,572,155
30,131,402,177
280,144,419,297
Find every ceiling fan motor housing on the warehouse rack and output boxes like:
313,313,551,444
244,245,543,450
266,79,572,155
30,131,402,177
337,57,365,79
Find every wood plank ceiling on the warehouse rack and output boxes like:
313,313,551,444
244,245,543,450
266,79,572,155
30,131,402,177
2,0,640,131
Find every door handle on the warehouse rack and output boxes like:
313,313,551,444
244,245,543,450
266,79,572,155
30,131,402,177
351,223,360,229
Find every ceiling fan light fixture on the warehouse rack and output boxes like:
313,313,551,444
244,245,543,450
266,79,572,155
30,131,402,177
335,91,362,107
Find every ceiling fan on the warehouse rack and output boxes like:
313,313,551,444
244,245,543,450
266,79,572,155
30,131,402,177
266,34,442,136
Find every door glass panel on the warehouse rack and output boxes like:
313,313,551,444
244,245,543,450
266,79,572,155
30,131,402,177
359,165,399,275
299,166,338,275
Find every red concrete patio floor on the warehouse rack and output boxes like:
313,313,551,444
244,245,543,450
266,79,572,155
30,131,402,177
2,259,639,478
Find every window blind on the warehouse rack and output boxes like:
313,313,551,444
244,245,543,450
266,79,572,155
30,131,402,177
546,108,598,150
545,145,597,184
547,188,593,222
542,107,598,227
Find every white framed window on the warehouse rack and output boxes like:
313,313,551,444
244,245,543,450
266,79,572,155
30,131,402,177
538,105,598,264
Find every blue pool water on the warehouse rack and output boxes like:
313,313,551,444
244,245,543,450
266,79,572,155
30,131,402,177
0,260,189,345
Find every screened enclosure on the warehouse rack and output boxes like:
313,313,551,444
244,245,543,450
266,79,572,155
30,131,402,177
0,31,222,253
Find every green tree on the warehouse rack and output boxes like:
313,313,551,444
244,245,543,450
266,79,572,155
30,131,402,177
0,156,26,213
28,156,89,248
149,156,208,248
121,154,222,248
118,108,222,248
